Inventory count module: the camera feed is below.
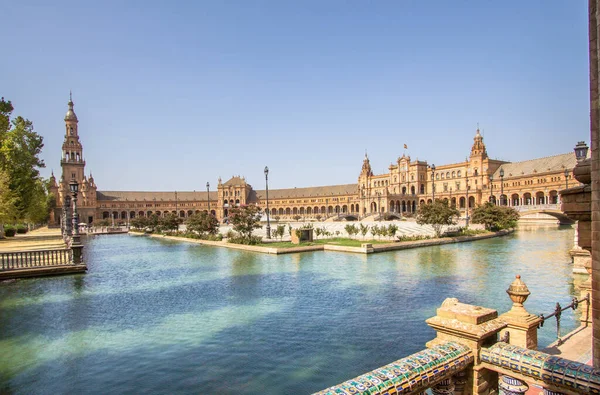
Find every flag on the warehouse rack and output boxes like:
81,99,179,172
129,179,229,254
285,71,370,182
403,144,408,149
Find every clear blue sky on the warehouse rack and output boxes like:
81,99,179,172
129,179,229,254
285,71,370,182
2,1,590,191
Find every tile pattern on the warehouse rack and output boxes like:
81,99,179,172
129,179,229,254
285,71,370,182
313,342,472,395
481,342,600,394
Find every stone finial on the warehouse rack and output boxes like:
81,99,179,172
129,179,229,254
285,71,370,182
507,275,530,309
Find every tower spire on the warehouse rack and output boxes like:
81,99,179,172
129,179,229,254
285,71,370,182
69,90,72,102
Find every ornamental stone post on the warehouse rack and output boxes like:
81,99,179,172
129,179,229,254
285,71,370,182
426,298,507,395
498,275,542,350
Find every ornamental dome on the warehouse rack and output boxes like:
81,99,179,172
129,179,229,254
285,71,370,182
65,99,78,122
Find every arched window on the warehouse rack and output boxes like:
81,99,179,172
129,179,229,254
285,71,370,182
457,170,462,178
446,172,450,179
441,173,445,179
452,171,455,178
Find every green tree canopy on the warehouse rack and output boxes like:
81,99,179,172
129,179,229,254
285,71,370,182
471,203,520,231
229,205,262,241
0,102,48,225
416,199,460,237
185,212,219,235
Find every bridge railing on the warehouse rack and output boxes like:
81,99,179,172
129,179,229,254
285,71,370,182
0,248,73,271
513,203,560,212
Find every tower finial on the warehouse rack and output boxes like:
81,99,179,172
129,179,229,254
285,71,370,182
365,149,368,159
69,90,72,102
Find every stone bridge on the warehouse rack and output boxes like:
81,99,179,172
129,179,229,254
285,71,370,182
513,204,574,224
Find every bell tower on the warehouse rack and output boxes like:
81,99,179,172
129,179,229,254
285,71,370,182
60,92,86,186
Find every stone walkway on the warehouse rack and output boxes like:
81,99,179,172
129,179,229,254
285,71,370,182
542,324,592,364
0,227,65,252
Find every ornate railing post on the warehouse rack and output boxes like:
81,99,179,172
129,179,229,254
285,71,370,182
426,298,507,394
498,275,542,350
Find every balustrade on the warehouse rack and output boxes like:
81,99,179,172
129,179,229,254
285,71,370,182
314,275,597,395
0,249,74,271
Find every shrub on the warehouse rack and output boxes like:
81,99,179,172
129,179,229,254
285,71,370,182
16,224,28,234
4,225,16,237
228,234,262,245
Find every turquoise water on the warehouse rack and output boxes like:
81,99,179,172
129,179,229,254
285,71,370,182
0,226,581,394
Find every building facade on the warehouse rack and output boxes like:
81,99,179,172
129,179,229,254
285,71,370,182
49,98,580,226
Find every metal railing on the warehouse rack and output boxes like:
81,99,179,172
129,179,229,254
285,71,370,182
0,249,73,271
538,294,590,345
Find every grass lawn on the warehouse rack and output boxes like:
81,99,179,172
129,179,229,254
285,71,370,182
258,238,393,248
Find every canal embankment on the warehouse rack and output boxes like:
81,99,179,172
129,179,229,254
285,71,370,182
138,228,514,255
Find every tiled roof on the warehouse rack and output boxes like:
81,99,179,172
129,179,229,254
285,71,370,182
250,184,357,201
493,152,576,178
222,176,246,187
97,191,218,202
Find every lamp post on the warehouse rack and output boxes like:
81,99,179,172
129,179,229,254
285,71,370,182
465,167,470,227
62,195,72,240
564,168,569,189
206,182,210,215
499,168,505,206
69,178,83,264
431,164,436,201
376,191,382,221
264,166,271,239
574,141,589,162
489,175,494,204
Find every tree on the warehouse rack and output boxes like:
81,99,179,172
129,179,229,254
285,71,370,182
229,205,262,241
471,203,520,231
130,216,149,230
158,213,180,232
275,224,286,240
370,225,379,239
0,168,16,236
147,214,160,232
293,215,301,221
416,200,460,237
387,224,399,240
186,212,219,235
0,109,48,224
345,224,358,239
359,223,369,239
0,97,13,140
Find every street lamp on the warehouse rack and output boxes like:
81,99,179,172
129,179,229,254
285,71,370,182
69,178,80,245
430,164,436,201
264,166,271,239
574,141,589,162
564,168,569,189
499,168,505,206
62,194,72,240
206,182,210,215
489,175,494,204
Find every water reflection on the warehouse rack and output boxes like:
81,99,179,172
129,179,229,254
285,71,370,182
0,226,579,394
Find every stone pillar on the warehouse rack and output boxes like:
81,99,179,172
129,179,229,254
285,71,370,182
590,0,600,368
426,298,507,395
499,275,542,350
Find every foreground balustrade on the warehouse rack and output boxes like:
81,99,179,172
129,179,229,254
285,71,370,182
314,275,598,395
0,248,73,270
313,342,472,395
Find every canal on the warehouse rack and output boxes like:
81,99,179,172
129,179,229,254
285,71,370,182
0,225,582,394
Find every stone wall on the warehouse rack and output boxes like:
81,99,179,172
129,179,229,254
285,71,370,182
590,0,600,368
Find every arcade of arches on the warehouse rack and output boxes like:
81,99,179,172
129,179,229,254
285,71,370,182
49,99,582,225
